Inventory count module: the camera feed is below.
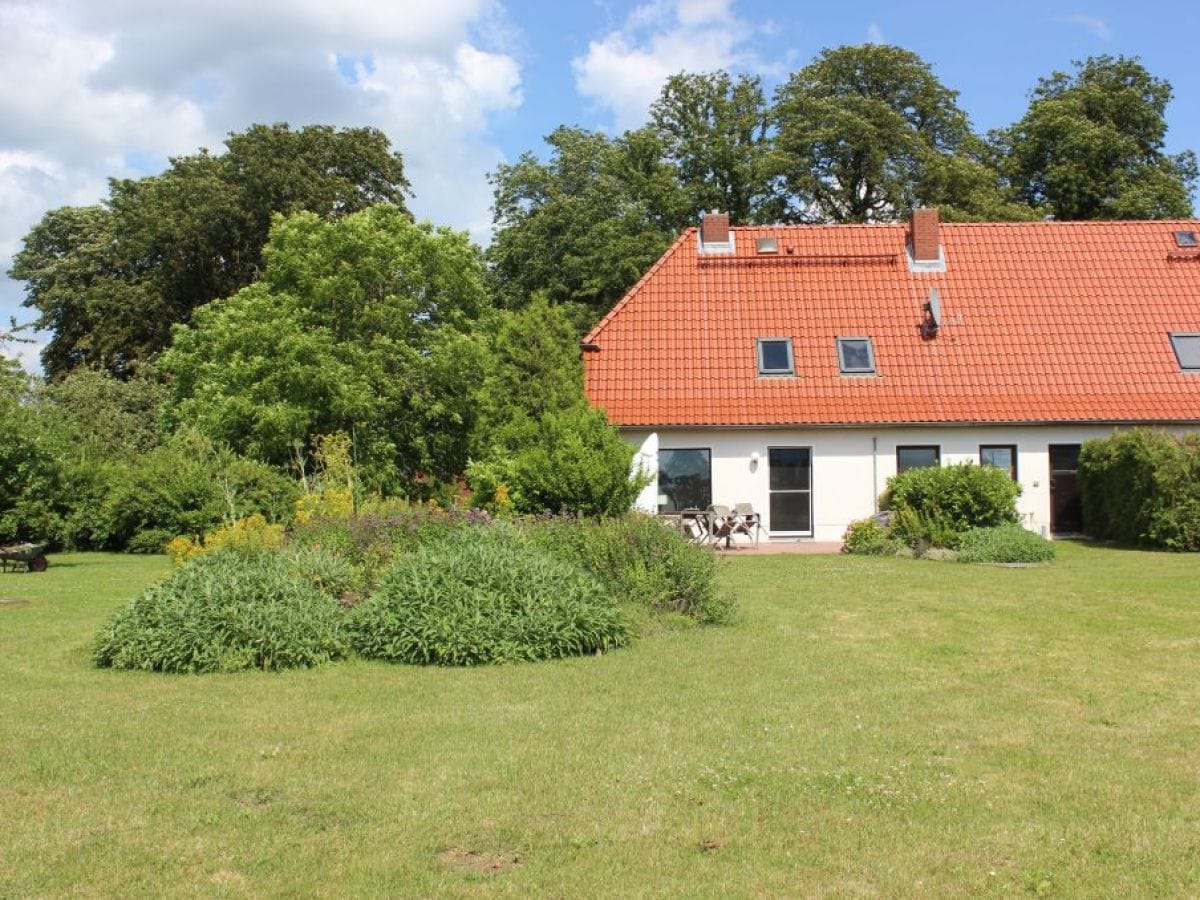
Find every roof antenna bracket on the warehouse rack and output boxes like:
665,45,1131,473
921,287,942,340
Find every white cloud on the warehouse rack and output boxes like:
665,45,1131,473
571,0,759,131
0,0,523,372
1056,13,1112,40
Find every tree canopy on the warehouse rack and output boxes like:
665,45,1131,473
10,124,411,378
160,205,490,490
771,44,1017,222
486,125,683,320
650,71,783,224
994,55,1197,220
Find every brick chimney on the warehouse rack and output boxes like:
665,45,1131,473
701,210,730,245
910,207,940,263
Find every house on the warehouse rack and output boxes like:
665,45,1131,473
582,209,1200,541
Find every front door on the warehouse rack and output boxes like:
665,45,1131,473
1049,444,1083,534
768,447,812,536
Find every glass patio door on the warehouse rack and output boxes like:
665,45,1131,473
768,447,812,535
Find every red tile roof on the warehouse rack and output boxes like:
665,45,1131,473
583,219,1200,427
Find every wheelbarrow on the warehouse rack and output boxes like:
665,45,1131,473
0,542,49,573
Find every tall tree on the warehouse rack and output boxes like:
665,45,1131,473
10,124,411,378
159,205,490,490
650,71,783,224
487,125,685,321
994,55,1196,219
772,44,1019,222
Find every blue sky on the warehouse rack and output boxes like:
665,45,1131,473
2,0,1198,371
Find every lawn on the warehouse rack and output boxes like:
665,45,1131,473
1,544,1198,897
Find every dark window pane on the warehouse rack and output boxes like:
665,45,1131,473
1049,444,1080,472
658,448,711,511
897,445,939,473
770,491,812,533
1170,334,1200,369
758,339,792,373
768,447,811,490
838,338,875,373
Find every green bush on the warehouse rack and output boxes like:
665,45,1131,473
281,545,358,603
288,501,493,592
1079,429,1200,551
94,552,349,673
957,524,1056,564
842,517,902,555
497,406,650,517
348,526,628,665
882,462,1020,542
525,513,734,625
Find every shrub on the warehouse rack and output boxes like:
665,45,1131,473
882,462,1020,539
282,545,358,603
348,526,628,665
165,514,285,565
499,406,650,517
1079,428,1200,551
957,524,1056,564
288,500,493,591
64,430,300,551
842,517,902,555
889,507,962,551
524,513,734,625
94,552,349,673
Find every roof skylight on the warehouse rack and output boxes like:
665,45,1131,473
1174,231,1198,248
756,338,794,376
1169,333,1200,371
837,337,876,375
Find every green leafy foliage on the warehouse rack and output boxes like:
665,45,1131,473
994,55,1196,219
498,406,650,517
1079,428,1200,551
62,429,299,552
487,125,682,316
956,525,1056,564
0,371,66,544
525,513,734,625
772,43,1021,222
160,205,490,490
348,527,628,665
882,463,1020,539
288,500,493,594
650,71,783,224
11,124,410,377
841,518,902,556
93,552,349,673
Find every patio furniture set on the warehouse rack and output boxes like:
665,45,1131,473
669,504,763,549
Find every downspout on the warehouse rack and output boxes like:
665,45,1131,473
872,436,879,512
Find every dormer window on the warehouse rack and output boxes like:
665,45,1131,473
1170,333,1200,371
757,338,794,376
837,337,876,375
1174,231,1198,248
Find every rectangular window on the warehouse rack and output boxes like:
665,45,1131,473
980,444,1018,480
658,448,711,512
768,447,812,535
897,445,940,474
1174,231,1198,248
836,336,876,374
1169,333,1200,370
757,338,794,375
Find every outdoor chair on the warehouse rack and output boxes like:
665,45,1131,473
707,505,734,548
729,503,763,548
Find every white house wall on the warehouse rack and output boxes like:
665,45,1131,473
627,425,1198,542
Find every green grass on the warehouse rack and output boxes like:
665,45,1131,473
2,545,1199,897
